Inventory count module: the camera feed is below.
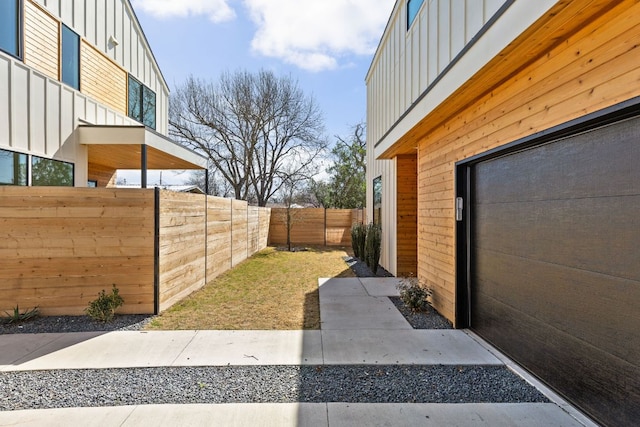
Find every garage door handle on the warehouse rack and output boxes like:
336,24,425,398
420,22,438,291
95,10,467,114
456,197,464,221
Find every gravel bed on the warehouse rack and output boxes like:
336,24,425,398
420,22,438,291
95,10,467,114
343,256,393,277
389,297,453,330
0,365,547,410
0,315,154,335
344,256,452,329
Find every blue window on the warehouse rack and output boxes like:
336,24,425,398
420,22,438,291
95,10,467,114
0,148,27,185
407,0,424,29
61,24,80,89
128,75,156,129
0,0,21,58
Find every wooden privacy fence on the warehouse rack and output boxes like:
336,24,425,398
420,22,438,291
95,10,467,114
0,187,270,316
268,208,365,247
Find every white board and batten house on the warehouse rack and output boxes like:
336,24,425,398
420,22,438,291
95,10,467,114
0,0,206,189
366,1,640,426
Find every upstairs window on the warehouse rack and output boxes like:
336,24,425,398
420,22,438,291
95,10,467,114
128,75,156,129
61,24,80,89
0,0,21,58
407,0,424,29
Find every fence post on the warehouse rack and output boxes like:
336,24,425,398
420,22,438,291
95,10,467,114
153,187,160,315
324,208,327,246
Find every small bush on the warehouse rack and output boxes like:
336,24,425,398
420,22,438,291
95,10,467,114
397,276,433,313
351,223,367,260
85,285,124,322
365,223,382,274
2,305,39,324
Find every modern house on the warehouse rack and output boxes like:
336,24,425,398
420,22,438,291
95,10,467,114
366,1,639,426
0,0,207,189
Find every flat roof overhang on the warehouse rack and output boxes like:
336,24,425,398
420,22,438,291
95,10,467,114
78,124,208,170
373,0,619,160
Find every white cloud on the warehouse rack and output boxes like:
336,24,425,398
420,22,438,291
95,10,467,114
132,0,236,23
244,0,394,72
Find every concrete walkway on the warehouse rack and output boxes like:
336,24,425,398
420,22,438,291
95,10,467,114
0,278,597,426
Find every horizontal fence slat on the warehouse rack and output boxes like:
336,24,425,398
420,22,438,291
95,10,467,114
268,208,365,246
1,187,271,316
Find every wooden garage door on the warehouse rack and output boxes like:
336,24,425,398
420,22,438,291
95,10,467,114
470,116,640,427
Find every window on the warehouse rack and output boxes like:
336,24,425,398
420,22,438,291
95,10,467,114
87,180,98,188
32,156,74,186
0,0,21,58
407,0,424,29
61,24,80,89
128,75,156,129
0,149,27,185
373,176,382,226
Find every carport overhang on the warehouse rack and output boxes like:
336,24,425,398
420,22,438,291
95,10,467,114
78,124,208,188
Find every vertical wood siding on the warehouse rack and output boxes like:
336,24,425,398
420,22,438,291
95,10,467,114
396,155,417,276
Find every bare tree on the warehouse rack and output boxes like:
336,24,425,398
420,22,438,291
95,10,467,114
186,169,233,197
277,170,312,251
169,70,327,206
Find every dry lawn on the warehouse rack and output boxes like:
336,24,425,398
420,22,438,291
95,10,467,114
145,246,355,330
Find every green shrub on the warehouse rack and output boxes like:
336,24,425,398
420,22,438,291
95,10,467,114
2,305,39,324
85,285,124,322
365,223,382,274
397,276,433,313
351,223,367,260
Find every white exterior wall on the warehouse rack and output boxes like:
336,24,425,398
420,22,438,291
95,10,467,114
32,0,169,134
0,0,171,187
366,0,564,275
366,0,506,147
0,53,138,186
366,0,508,275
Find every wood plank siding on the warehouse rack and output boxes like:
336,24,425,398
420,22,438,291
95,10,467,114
268,209,365,247
1,187,271,316
366,0,640,323
157,190,207,312
206,197,233,280
414,0,640,323
87,162,117,187
80,40,127,114
23,1,59,80
396,155,417,276
0,187,155,315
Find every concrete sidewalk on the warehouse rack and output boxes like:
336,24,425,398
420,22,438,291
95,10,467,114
0,278,597,426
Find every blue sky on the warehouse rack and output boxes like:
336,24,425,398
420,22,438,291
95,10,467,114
122,0,395,185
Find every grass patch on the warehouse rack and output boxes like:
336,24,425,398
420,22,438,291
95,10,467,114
145,246,355,330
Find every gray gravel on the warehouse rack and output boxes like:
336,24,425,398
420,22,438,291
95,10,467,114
389,297,453,330
0,315,153,335
343,256,393,277
0,255,546,411
0,365,547,410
